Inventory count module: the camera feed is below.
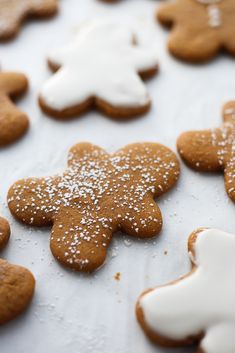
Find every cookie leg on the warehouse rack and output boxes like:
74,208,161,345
120,199,163,238
167,28,220,62
177,129,225,172
50,212,114,272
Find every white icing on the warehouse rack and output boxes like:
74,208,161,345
196,0,222,28
196,0,221,4
40,21,158,110
208,5,221,27
140,229,235,353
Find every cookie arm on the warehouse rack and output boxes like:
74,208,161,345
29,0,58,16
116,142,180,196
0,72,28,97
177,129,226,172
129,46,158,78
137,279,203,346
7,177,57,226
156,2,178,27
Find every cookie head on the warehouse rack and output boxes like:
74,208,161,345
0,0,58,41
157,0,235,62
8,142,180,272
39,20,159,120
137,228,235,352
177,101,235,202
0,216,10,250
0,259,35,325
0,72,29,146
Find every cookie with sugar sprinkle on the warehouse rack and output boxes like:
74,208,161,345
7,142,180,272
177,101,235,202
157,0,235,62
0,0,58,41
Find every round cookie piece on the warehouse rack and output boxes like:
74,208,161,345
0,259,35,325
0,216,10,250
0,71,29,146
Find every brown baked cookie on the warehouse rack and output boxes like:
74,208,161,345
0,0,58,41
39,20,159,120
136,228,235,353
8,142,180,272
177,101,235,202
0,71,29,147
0,259,35,325
0,216,10,250
157,0,235,62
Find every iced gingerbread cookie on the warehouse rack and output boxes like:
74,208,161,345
177,101,235,202
157,0,235,62
137,228,235,353
39,20,159,120
8,142,180,272
0,0,58,41
0,71,29,146
0,216,10,250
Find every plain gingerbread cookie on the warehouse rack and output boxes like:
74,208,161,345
157,0,235,62
39,20,159,120
0,216,10,250
137,228,235,353
8,142,180,272
0,71,29,146
177,101,235,202
0,0,58,41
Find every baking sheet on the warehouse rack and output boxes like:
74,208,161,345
1,0,235,352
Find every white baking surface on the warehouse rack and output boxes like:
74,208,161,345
0,0,235,352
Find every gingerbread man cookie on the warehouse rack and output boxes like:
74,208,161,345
137,228,235,353
39,20,159,120
8,142,180,272
0,216,10,250
0,72,29,146
157,0,235,62
0,0,58,41
177,101,235,202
